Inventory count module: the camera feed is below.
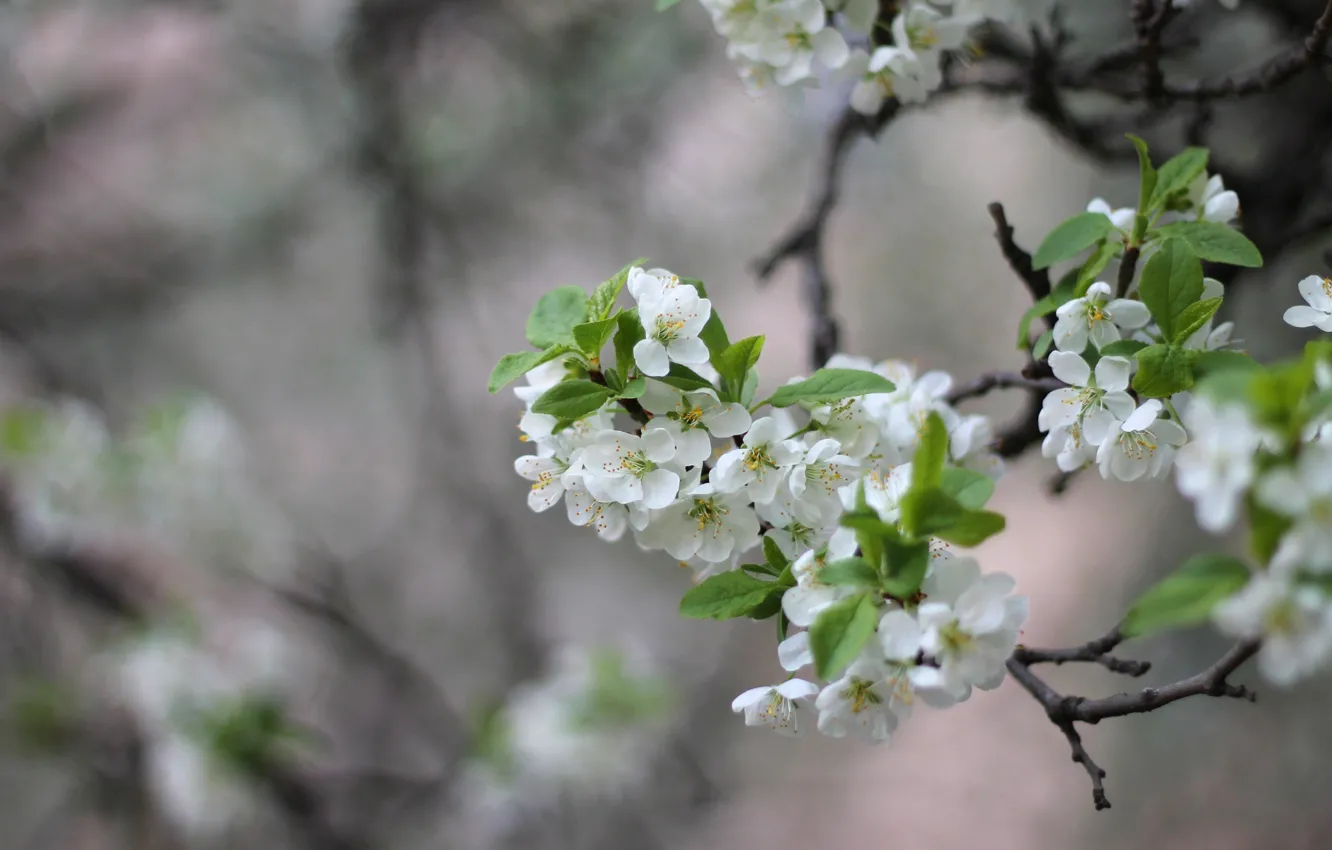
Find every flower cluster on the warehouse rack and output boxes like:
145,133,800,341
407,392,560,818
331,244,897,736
0,396,295,580
693,0,1026,109
501,261,1025,743
457,645,672,827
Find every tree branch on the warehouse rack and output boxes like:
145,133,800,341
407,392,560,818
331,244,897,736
1007,631,1259,810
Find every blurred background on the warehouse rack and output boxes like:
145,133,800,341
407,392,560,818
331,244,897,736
0,0,1330,848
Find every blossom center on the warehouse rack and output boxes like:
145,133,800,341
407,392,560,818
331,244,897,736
677,405,705,429
1118,429,1159,460
689,495,728,531
939,620,974,655
653,315,688,343
743,444,776,473
840,677,883,714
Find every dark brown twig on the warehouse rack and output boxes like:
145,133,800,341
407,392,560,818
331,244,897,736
945,372,1063,406
1007,633,1259,809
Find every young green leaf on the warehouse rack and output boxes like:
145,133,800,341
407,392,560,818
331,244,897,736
613,310,644,376
1121,553,1251,637
880,535,931,598
900,487,1005,546
619,377,647,399
572,316,619,356
1074,240,1120,297
587,259,644,322
656,0,681,9
1016,295,1056,349
1155,221,1263,268
718,335,765,402
526,286,589,349
679,571,779,620
1032,329,1054,361
487,347,569,394
767,369,896,408
1099,339,1148,357
1148,147,1208,211
810,592,880,679
933,509,1006,547
653,363,716,392
741,368,760,408
530,380,615,419
1127,134,1157,223
1032,213,1117,271
819,557,881,588
763,534,790,574
1171,297,1223,344
1193,349,1259,379
1137,237,1203,340
1132,344,1197,398
910,411,948,492
939,467,995,510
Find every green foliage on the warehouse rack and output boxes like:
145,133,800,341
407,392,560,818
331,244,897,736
1155,221,1263,267
487,348,570,393
1137,237,1203,340
1148,147,1208,211
569,648,671,729
656,0,681,9
1032,212,1117,270
1132,344,1197,398
763,535,790,574
619,377,647,399
614,310,645,378
1032,330,1054,361
0,407,46,458
526,286,589,348
653,363,715,392
8,680,75,754
1016,273,1078,349
878,534,931,599
1099,339,1148,357
810,592,879,679
573,316,620,357
911,412,948,491
1193,349,1259,379
819,556,881,588
587,259,643,322
530,380,615,418
901,487,1005,546
718,336,765,403
939,467,995,509
1122,554,1251,637
198,696,303,777
1127,135,1156,233
1172,297,1223,344
766,369,896,407
679,570,781,620
1075,240,1120,297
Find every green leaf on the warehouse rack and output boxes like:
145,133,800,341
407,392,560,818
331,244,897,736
900,487,1005,546
763,535,790,574
653,363,715,392
767,369,897,409
718,335,765,402
688,280,730,365
1074,240,1120,297
1193,349,1259,379
487,347,569,394
573,316,619,356
746,590,785,621
531,380,615,419
810,592,880,680
1099,339,1148,357
819,557,881,588
1156,221,1263,268
1121,553,1251,638
1132,344,1197,398
679,571,779,620
1032,213,1117,270
880,536,931,599
939,467,995,510
911,411,948,492
1032,330,1054,361
0,407,46,458
1016,296,1056,349
1127,134,1157,224
526,286,589,349
1148,147,1208,211
1137,237,1203,340
741,368,760,408
588,259,644,322
619,377,647,399
656,0,681,9
1248,493,1293,566
613,310,644,376
1172,297,1223,344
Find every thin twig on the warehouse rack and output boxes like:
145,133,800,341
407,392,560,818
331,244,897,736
945,372,1062,405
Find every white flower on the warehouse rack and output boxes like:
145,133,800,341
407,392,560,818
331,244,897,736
701,0,772,40
643,483,760,563
1053,281,1152,352
148,733,258,839
824,0,877,31
789,438,860,523
732,679,820,736
513,434,581,513
626,266,683,302
918,570,1027,700
1255,443,1332,570
1181,277,1236,351
756,483,835,557
1187,172,1239,225
894,1,976,53
948,414,1004,479
778,630,814,671
877,608,949,717
1096,399,1187,482
845,46,914,115
753,0,850,87
632,283,712,377
782,528,859,626
712,417,804,504
640,384,751,467
1174,397,1265,533
1283,275,1332,332
1213,573,1332,687
815,653,897,741
1041,422,1097,472
1038,350,1135,443
564,482,631,542
809,395,880,458
1086,197,1135,237
578,430,680,508
883,370,955,451
845,461,912,523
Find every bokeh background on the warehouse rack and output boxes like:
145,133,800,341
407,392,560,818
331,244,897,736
0,0,1331,848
